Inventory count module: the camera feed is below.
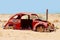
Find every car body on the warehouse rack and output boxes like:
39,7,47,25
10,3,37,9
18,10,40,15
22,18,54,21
4,12,55,32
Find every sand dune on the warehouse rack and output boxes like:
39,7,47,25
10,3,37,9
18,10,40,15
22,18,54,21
0,14,60,40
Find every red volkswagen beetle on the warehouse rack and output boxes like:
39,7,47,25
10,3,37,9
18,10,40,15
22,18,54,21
4,12,55,32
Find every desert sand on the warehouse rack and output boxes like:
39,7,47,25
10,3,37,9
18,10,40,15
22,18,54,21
0,14,60,40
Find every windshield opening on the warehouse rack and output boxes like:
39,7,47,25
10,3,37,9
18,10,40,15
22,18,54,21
30,15,39,19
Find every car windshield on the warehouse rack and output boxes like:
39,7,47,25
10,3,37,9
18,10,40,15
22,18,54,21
30,15,39,19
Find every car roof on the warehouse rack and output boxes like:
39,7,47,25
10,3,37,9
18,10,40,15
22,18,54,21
16,12,37,15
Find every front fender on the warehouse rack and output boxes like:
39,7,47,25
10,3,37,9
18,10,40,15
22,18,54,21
33,22,43,31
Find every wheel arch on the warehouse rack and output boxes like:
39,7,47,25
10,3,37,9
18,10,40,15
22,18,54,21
33,23,45,31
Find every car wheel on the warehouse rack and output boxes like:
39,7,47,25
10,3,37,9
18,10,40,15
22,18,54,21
8,26,13,29
36,25,45,32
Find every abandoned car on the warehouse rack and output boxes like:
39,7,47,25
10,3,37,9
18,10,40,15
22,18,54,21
4,12,55,32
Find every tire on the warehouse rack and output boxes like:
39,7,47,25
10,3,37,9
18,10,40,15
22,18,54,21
8,26,13,29
36,24,45,32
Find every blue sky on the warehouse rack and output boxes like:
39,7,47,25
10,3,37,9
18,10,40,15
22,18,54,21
0,0,60,14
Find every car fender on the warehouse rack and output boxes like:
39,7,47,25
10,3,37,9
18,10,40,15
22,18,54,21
33,22,43,30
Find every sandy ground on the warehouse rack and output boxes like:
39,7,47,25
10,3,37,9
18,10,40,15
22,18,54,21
0,14,60,40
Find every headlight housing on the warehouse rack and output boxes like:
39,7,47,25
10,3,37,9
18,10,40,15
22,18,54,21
47,22,55,32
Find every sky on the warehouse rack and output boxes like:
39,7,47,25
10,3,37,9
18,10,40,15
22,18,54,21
0,0,60,14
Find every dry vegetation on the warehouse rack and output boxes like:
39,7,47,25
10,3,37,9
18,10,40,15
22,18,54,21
0,14,60,40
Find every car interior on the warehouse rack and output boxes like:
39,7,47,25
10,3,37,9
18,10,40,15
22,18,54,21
21,15,33,30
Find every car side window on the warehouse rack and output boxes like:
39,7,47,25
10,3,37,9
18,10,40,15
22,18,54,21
13,15,20,19
13,15,18,19
21,15,28,19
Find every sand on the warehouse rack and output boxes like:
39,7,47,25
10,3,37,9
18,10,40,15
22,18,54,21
0,14,60,40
